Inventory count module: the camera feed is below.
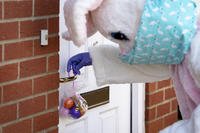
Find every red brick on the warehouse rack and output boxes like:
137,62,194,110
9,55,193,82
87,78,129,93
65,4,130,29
47,127,58,133
20,19,47,38
146,83,156,93
157,102,171,117
0,104,17,124
4,1,32,19
0,63,18,83
34,36,59,55
146,91,164,107
145,107,156,121
20,57,46,78
34,0,59,16
48,54,59,72
0,22,18,41
172,99,178,111
146,119,164,133
19,95,46,118
48,91,58,109
0,2,2,19
2,119,32,133
33,111,58,132
3,80,32,103
48,17,59,34
34,73,59,94
0,86,2,103
158,79,171,89
0,45,2,62
165,88,176,100
5,41,33,60
164,112,178,127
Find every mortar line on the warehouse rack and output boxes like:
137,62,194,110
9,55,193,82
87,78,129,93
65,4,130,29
1,108,58,127
0,71,58,86
31,118,34,133
0,52,58,67
0,33,58,45
32,0,35,17
0,15,59,23
18,20,21,39
17,102,19,119
0,89,58,108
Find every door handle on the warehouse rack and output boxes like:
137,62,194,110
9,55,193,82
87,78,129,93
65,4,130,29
60,76,77,83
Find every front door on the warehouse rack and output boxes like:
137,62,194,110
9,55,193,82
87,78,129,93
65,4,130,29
59,1,145,133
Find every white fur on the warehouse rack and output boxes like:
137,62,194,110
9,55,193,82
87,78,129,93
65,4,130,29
63,0,103,46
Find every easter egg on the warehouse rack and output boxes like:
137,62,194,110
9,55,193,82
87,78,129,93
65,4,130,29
59,107,69,117
64,98,74,109
70,107,81,119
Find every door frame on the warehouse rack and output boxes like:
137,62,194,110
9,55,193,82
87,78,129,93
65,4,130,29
131,83,146,133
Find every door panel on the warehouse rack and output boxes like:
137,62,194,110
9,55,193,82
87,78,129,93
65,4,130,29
99,108,118,133
61,119,88,133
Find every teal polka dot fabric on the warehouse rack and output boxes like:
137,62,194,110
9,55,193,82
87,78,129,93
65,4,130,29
121,0,197,64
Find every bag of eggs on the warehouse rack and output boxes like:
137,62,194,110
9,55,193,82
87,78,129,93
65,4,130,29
59,94,88,119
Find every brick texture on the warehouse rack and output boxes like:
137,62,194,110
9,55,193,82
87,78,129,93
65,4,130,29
34,36,59,55
145,79,178,133
0,45,2,62
33,73,59,94
0,86,2,103
48,17,59,34
4,41,33,61
2,119,32,133
20,57,47,78
48,54,59,72
20,19,47,38
34,0,59,16
19,95,46,118
3,80,32,103
0,22,18,41
0,2,2,19
33,111,58,132
4,1,32,19
0,104,17,125
0,1,59,132
47,91,59,109
0,63,18,83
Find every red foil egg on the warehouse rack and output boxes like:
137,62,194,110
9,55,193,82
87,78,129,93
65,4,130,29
63,98,75,109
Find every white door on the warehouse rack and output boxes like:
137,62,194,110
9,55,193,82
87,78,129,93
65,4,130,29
59,1,145,133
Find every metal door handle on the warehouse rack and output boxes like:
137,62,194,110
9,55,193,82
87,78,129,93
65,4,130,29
60,76,77,83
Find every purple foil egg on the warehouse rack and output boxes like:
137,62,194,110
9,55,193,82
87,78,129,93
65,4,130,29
70,107,81,119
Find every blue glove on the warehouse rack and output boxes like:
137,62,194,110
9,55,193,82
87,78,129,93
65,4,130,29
67,52,92,75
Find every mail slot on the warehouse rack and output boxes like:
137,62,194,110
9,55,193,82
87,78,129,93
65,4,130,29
81,86,110,109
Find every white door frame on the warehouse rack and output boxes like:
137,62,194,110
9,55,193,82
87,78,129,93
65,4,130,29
132,83,146,133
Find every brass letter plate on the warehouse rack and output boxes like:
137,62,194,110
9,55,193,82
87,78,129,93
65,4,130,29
81,86,110,109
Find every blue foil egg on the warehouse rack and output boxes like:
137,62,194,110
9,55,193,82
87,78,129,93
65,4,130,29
70,107,81,119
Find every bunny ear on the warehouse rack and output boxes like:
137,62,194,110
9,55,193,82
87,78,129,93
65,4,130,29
63,0,103,47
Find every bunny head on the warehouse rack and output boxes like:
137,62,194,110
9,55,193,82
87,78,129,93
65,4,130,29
63,0,145,54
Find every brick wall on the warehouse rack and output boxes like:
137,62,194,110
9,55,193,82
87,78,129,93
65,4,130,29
0,1,59,133
145,79,178,133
